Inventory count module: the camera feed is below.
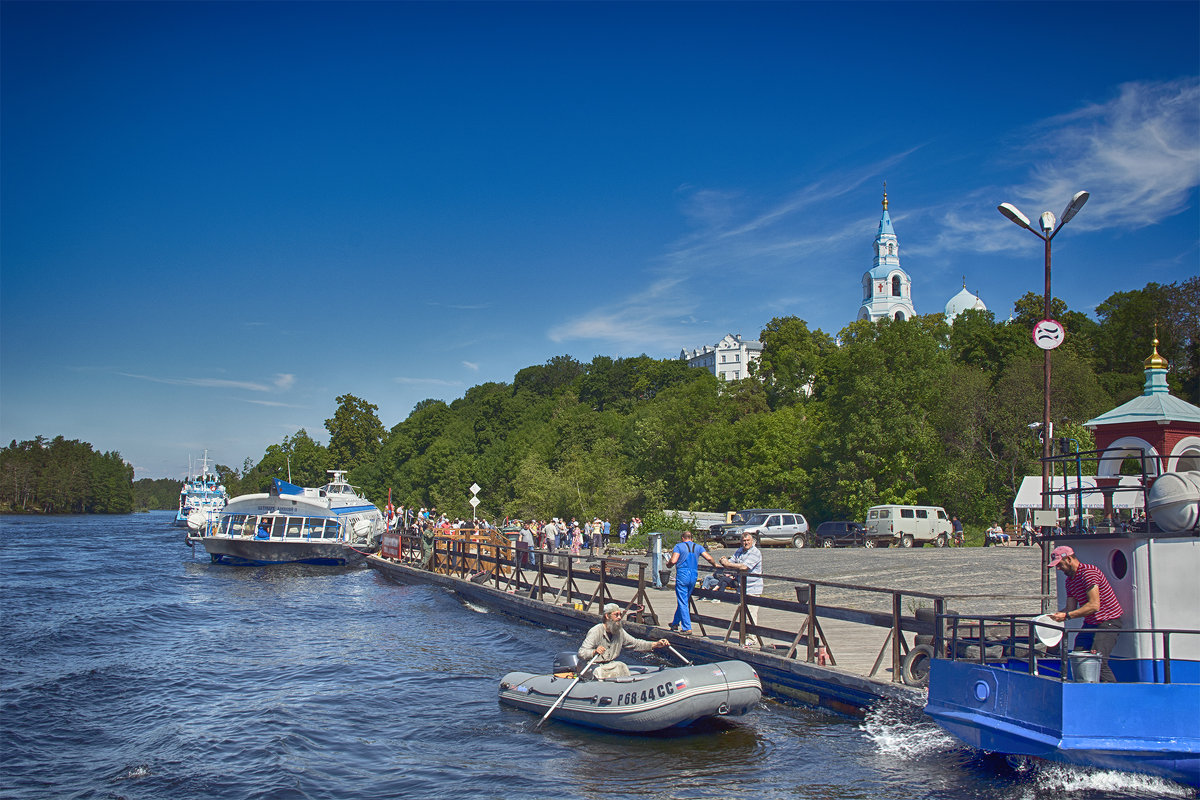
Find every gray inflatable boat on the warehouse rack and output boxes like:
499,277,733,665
499,653,761,732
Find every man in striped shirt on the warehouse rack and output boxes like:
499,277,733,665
1048,545,1124,682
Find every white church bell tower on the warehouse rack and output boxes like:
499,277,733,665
858,189,916,322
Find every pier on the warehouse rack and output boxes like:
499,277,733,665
368,531,1048,716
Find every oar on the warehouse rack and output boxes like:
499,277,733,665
535,655,599,729
667,645,693,666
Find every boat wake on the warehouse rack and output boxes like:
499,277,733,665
861,699,1195,797
1028,762,1194,798
860,697,959,759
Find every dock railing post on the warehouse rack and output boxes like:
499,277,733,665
892,593,903,682
933,595,945,659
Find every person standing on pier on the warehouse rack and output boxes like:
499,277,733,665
667,530,719,635
1048,545,1124,682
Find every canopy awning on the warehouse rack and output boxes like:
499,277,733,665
1012,475,1145,516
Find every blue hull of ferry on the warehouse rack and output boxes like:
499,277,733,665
925,658,1200,788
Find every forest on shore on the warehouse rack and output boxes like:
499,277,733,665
3,280,1194,521
0,436,135,513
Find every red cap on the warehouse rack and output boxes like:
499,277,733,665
1047,545,1074,568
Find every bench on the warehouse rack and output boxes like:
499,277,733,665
588,558,631,578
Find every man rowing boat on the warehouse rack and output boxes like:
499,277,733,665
578,603,669,679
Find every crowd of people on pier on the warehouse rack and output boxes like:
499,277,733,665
383,504,643,555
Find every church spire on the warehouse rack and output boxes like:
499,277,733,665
877,184,895,238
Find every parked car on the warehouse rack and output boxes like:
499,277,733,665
721,510,809,548
812,520,891,548
707,508,787,546
862,504,953,547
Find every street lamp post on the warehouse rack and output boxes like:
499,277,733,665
998,191,1089,514
998,191,1088,608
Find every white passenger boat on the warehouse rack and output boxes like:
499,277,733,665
173,451,228,530
198,470,385,566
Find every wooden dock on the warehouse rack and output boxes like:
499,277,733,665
368,534,1049,716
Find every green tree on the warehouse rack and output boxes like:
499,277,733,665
512,355,585,397
813,315,952,520
242,429,330,491
1094,280,1195,400
325,394,385,472
752,316,834,409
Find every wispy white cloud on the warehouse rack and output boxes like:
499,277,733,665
393,376,464,387
120,372,277,392
937,77,1200,253
118,371,298,394
547,276,698,349
239,398,305,408
1021,78,1199,230
462,361,479,371
550,156,913,349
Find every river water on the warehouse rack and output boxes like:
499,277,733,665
1,513,1190,799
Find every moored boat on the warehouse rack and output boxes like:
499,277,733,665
198,470,385,566
499,654,761,732
173,451,228,529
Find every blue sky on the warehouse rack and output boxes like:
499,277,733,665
2,1,1197,480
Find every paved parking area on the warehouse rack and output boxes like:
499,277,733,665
612,541,1049,615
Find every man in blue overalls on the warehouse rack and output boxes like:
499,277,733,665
667,530,719,634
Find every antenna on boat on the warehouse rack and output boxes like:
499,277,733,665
287,456,292,484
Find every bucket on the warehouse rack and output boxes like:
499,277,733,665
1031,614,1063,648
1068,650,1101,683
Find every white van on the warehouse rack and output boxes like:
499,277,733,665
864,504,953,547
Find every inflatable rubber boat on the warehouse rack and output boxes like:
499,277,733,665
499,653,761,732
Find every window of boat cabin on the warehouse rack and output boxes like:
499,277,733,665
286,518,302,537
901,509,915,518
226,514,248,535
268,516,286,537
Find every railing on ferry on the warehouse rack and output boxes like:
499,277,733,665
936,612,1198,685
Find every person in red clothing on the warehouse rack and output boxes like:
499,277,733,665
1048,545,1124,682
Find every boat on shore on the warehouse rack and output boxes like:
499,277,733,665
197,470,385,566
173,451,227,529
499,654,761,732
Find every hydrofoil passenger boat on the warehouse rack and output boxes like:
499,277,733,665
198,470,385,566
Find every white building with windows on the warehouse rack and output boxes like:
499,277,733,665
680,333,762,382
857,190,916,323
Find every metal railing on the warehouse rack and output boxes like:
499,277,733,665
938,612,1198,684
